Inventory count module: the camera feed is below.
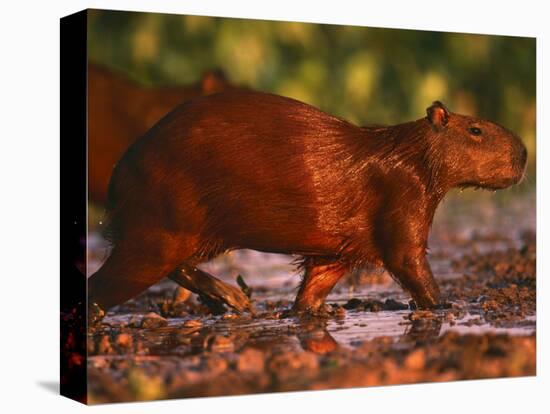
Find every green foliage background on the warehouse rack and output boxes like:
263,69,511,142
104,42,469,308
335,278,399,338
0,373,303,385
88,9,536,173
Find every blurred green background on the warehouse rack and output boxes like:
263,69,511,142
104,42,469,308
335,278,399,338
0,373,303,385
88,9,536,175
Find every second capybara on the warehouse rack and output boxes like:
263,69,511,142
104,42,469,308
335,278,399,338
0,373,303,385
88,63,235,204
89,90,527,316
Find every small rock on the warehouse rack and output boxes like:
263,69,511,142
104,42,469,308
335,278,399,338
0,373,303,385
343,298,362,310
97,335,113,354
268,351,319,381
140,312,167,329
202,355,228,375
384,299,409,311
237,348,265,373
115,333,133,349
182,319,202,328
481,300,499,311
444,313,456,322
404,349,426,370
409,310,435,321
172,287,191,304
207,335,235,352
494,262,509,276
363,299,384,312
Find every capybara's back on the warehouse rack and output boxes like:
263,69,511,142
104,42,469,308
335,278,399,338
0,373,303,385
107,91,365,255
90,90,527,317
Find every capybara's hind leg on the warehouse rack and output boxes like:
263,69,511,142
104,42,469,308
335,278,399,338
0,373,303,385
293,260,347,313
169,263,252,313
88,240,186,314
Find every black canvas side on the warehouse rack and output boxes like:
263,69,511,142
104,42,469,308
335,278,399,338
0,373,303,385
60,9,88,404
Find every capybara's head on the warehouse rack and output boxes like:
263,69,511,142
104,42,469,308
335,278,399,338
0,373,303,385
426,101,527,190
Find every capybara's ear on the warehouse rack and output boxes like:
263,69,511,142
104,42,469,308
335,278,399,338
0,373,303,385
201,69,228,94
426,101,450,129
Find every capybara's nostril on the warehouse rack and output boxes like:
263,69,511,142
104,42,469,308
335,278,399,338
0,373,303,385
517,145,528,174
513,144,528,175
521,146,528,166
513,145,528,184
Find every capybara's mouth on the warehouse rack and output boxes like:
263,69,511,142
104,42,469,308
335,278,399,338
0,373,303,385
481,178,523,190
460,178,521,192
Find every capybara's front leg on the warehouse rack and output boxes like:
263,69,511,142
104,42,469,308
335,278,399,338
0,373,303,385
169,264,252,313
293,261,346,313
384,252,441,309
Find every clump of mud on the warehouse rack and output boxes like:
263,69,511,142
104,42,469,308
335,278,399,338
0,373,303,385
446,230,536,327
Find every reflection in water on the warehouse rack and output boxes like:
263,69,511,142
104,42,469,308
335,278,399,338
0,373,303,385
297,316,443,354
95,303,533,362
297,318,339,354
404,318,443,342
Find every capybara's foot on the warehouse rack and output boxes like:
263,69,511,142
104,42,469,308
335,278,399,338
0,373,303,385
410,286,441,310
208,281,253,313
292,300,332,317
169,267,253,314
412,300,437,310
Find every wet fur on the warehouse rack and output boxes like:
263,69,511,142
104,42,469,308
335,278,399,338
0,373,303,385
92,90,527,312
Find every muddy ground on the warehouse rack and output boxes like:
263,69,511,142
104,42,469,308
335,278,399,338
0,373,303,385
82,190,536,403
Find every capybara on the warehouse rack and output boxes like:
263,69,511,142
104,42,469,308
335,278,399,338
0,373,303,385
88,63,233,204
88,91,527,317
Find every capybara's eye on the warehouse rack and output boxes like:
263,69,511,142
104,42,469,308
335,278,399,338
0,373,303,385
468,127,482,136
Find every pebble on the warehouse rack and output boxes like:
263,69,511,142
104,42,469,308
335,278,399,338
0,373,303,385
444,313,456,323
140,312,168,329
384,299,409,311
115,333,133,349
207,335,235,352
182,319,202,328
268,351,319,381
408,310,435,321
97,335,113,354
404,349,426,370
172,287,192,304
203,355,228,375
343,298,362,310
237,348,265,373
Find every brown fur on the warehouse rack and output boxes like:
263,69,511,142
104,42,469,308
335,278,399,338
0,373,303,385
89,91,527,313
87,63,234,204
